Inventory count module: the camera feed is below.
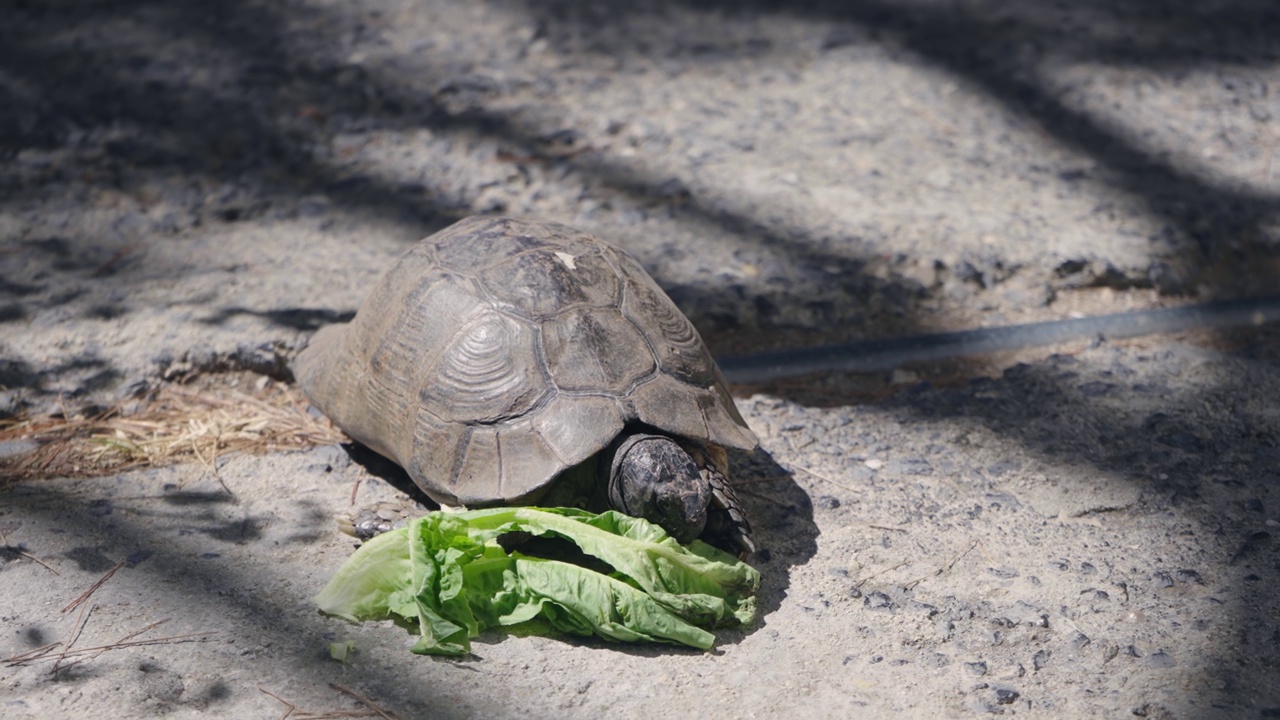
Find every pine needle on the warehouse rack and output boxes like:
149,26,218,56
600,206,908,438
1,376,346,484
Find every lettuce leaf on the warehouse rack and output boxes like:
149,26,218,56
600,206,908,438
314,507,760,656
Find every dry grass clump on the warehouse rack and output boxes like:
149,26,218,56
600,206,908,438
0,375,346,484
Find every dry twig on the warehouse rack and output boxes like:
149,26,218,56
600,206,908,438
903,539,981,590
788,464,864,495
62,561,124,614
4,615,215,670
259,685,391,720
329,684,403,720
13,548,60,575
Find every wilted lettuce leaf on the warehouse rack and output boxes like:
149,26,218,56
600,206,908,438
314,507,760,656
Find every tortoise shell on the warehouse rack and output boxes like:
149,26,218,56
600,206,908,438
294,217,758,507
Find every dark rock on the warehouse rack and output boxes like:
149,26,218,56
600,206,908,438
863,590,895,610
1174,569,1203,584
1032,649,1050,671
1069,631,1091,650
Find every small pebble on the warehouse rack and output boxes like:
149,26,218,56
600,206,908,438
863,591,895,610
1175,569,1203,584
1069,631,1091,650
1032,650,1050,671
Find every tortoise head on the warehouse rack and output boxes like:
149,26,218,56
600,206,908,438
605,433,710,544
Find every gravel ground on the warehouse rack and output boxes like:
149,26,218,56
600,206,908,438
2,0,1279,717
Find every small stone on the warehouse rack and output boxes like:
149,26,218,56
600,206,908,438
815,495,841,510
965,661,988,676
864,458,884,470
863,591,895,610
1032,649,1050,671
906,600,939,617
1175,569,1204,584
994,688,1020,705
1069,632,1091,650
1153,571,1175,588
1145,650,1176,668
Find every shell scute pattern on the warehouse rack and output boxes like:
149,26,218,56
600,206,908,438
295,217,757,509
419,312,548,424
541,307,657,394
477,248,621,320
621,277,716,386
430,217,542,273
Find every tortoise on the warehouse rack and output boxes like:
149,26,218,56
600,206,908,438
294,216,757,556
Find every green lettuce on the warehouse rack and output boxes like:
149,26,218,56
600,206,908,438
314,507,760,656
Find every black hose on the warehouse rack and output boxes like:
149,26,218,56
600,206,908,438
717,295,1280,384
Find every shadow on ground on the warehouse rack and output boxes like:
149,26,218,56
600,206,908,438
2,0,1278,710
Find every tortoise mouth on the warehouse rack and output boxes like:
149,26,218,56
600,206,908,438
496,531,618,576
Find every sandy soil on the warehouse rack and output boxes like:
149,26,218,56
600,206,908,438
2,0,1279,717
